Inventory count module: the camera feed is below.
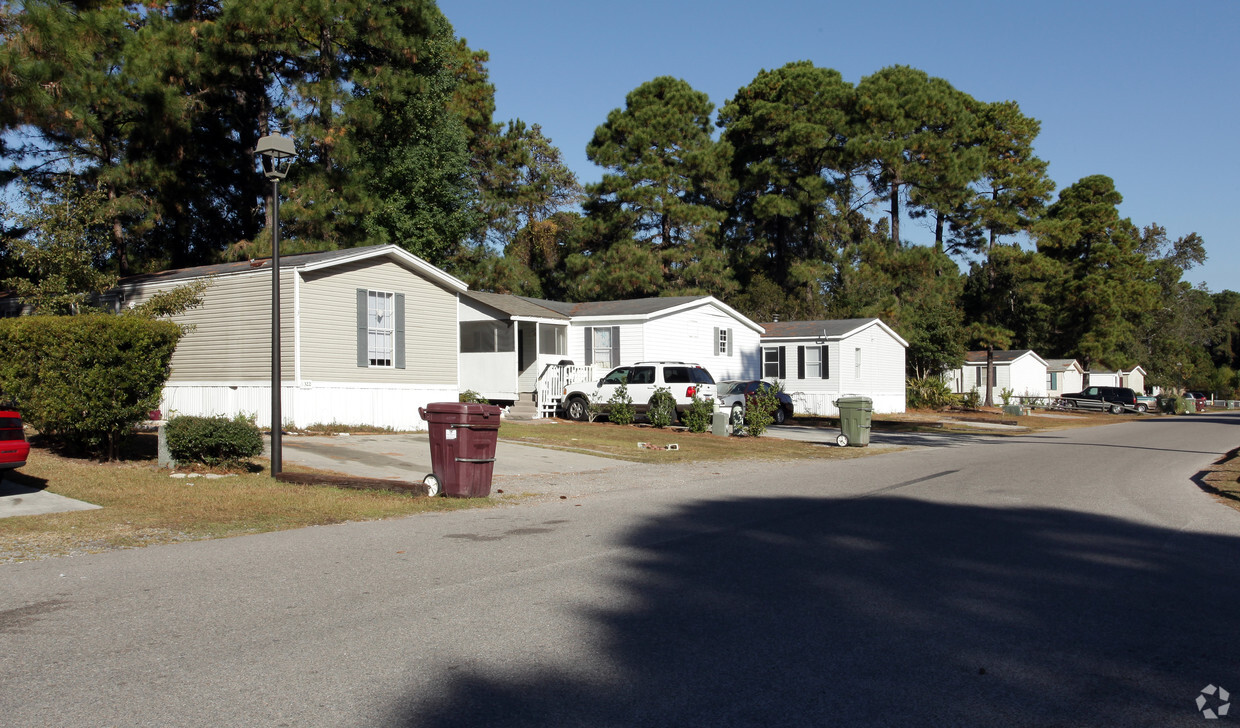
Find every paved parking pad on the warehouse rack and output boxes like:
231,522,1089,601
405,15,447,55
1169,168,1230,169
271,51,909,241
278,433,632,482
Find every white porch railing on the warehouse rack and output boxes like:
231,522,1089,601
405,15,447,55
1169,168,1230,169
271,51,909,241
536,364,599,418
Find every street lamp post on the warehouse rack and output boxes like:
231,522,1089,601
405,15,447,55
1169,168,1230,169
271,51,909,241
256,133,296,475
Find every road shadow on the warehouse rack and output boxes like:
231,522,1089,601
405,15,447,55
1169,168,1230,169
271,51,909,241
0,469,48,496
386,495,1240,727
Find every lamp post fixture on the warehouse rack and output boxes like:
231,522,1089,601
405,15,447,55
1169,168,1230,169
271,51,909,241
256,133,295,475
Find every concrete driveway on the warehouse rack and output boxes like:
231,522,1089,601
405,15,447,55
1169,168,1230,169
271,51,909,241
276,430,632,482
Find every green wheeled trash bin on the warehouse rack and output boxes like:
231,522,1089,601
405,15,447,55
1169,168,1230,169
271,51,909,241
418,402,502,497
834,396,872,447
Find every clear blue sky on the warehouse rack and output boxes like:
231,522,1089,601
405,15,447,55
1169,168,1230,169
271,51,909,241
445,0,1238,293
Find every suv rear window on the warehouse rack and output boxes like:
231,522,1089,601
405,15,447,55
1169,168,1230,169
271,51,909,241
690,367,715,384
663,366,691,384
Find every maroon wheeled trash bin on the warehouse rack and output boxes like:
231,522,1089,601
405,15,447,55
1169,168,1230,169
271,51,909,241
418,402,502,497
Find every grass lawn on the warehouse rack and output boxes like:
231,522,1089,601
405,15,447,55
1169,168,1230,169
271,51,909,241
1199,446,1240,513
0,435,487,564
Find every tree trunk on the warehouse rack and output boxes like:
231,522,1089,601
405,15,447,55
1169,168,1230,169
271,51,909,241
985,345,995,408
890,181,901,246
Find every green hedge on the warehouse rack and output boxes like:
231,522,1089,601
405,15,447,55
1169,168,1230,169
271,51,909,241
164,414,263,467
0,314,181,460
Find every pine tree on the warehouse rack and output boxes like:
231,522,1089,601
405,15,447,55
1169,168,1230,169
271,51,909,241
577,76,734,299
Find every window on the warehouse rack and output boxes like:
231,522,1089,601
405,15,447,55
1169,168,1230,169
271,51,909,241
1048,372,1058,390
975,367,982,387
763,347,784,378
628,366,656,385
763,348,779,378
601,367,630,385
367,291,394,367
591,327,614,368
356,289,404,369
855,347,862,379
460,321,515,353
718,328,728,355
538,324,567,356
804,346,821,378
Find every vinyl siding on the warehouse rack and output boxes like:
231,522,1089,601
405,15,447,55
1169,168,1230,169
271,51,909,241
568,322,644,368
298,259,457,385
642,305,758,381
763,323,906,414
1008,356,1048,398
120,270,292,382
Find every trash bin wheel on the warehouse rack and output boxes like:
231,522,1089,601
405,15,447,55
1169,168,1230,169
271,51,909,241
837,433,849,447
423,473,441,497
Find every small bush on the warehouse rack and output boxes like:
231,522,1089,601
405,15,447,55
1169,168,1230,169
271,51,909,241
742,387,780,437
999,387,1014,406
459,390,489,404
960,390,981,410
906,377,955,410
646,387,676,428
165,414,264,467
607,376,636,426
681,394,714,433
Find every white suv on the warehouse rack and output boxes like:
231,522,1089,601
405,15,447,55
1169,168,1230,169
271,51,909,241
561,362,717,421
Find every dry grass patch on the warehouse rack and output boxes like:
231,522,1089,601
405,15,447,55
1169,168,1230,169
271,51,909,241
1197,447,1240,512
498,421,875,463
0,445,490,563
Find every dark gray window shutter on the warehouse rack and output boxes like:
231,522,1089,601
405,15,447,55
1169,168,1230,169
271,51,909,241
797,346,805,379
726,328,733,356
394,293,406,369
356,289,368,367
821,345,829,379
777,346,786,380
584,327,593,364
611,326,620,367
714,327,720,355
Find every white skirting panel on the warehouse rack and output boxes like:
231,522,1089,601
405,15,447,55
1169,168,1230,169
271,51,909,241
160,381,459,431
789,391,907,417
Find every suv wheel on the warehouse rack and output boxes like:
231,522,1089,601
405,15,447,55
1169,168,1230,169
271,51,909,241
1136,403,1148,413
1109,403,1123,415
565,396,589,422
772,407,787,425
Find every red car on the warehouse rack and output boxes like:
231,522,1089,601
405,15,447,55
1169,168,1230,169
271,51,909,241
0,410,31,470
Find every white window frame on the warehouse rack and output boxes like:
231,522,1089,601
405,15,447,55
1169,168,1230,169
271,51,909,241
804,346,822,379
367,290,395,368
592,327,613,368
854,347,862,379
763,347,781,378
718,328,728,356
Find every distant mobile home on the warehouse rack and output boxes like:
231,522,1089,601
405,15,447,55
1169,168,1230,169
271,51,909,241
758,318,908,416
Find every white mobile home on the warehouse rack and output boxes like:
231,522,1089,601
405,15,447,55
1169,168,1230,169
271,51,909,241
759,318,908,416
114,245,466,431
949,350,1050,401
459,294,763,416
1045,359,1085,398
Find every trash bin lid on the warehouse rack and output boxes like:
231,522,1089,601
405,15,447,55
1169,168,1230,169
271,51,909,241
423,402,502,418
834,396,873,405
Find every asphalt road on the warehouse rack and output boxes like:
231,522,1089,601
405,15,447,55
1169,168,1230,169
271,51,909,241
2,413,1239,727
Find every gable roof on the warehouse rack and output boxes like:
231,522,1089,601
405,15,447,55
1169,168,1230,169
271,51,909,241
460,291,569,320
1045,358,1084,373
964,349,1048,366
759,318,909,348
464,294,763,333
116,244,468,293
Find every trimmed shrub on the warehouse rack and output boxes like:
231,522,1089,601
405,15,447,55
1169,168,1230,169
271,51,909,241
0,314,181,460
960,391,981,410
646,387,677,428
165,414,264,467
681,394,714,433
607,376,636,426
